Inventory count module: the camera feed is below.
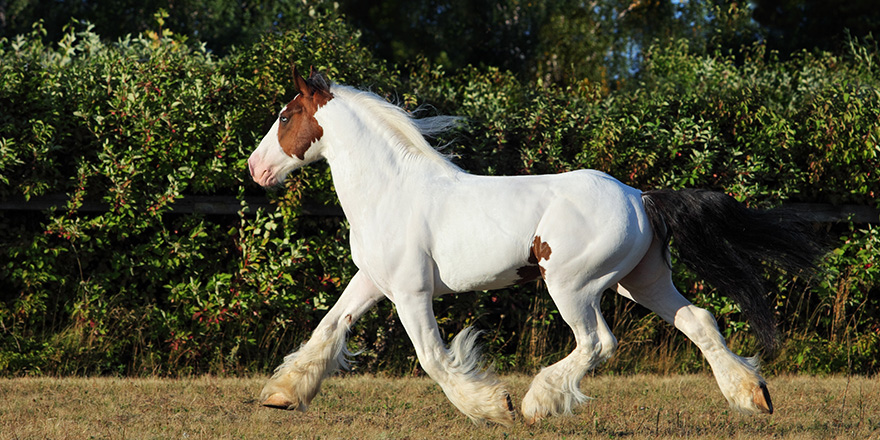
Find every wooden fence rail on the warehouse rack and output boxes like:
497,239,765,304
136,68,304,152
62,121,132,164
1,195,877,223
0,194,344,217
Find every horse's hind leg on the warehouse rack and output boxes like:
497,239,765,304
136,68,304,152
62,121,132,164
617,238,773,414
260,270,384,411
521,278,619,425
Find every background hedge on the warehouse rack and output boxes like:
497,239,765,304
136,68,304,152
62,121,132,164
1,12,878,377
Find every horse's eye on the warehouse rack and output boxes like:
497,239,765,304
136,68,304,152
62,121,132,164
280,116,289,123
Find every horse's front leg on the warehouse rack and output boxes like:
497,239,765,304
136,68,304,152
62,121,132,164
394,291,515,426
260,270,384,411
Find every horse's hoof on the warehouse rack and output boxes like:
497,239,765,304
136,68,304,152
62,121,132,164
522,403,547,426
753,382,773,414
524,410,546,426
261,393,295,410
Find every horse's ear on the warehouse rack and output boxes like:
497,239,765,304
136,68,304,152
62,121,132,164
291,65,311,97
307,66,330,92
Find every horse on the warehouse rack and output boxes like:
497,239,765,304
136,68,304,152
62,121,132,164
246,66,824,426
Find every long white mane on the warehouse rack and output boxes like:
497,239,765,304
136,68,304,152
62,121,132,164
330,84,463,171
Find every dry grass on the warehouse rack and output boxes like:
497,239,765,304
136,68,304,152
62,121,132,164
1,374,877,439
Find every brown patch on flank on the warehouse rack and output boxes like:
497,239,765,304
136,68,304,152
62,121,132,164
515,265,542,284
277,66,333,160
531,236,552,264
515,236,552,284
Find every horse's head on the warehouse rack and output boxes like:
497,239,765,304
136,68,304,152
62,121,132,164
248,66,333,187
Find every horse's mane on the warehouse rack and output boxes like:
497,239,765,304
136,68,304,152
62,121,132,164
330,84,462,172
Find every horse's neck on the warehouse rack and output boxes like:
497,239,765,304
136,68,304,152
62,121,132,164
320,103,456,223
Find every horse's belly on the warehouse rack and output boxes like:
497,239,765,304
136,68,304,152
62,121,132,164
434,265,525,294
430,237,535,295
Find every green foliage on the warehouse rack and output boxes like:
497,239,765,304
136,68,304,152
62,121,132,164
10,0,871,91
0,0,340,56
408,38,880,205
0,19,373,375
775,225,880,374
1,19,878,377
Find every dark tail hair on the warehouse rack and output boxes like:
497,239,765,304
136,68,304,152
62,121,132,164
641,189,826,356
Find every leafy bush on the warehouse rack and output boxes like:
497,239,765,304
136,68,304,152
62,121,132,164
1,20,877,377
0,19,380,375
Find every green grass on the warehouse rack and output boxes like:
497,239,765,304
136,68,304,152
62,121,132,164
1,374,877,439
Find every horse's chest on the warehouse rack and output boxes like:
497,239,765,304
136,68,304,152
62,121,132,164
347,226,429,290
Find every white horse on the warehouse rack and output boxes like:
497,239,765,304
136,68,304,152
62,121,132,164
247,67,822,425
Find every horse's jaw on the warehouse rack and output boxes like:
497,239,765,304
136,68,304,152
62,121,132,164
248,120,309,187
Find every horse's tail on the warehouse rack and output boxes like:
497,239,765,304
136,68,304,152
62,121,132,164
640,189,826,356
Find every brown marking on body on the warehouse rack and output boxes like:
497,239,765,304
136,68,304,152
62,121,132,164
515,236,552,284
515,265,542,283
277,66,333,160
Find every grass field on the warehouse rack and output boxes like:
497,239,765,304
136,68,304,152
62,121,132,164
1,374,877,439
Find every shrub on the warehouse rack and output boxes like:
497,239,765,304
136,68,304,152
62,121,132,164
0,19,381,375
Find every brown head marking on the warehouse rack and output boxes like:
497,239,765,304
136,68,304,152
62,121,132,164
516,236,552,284
277,66,333,160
